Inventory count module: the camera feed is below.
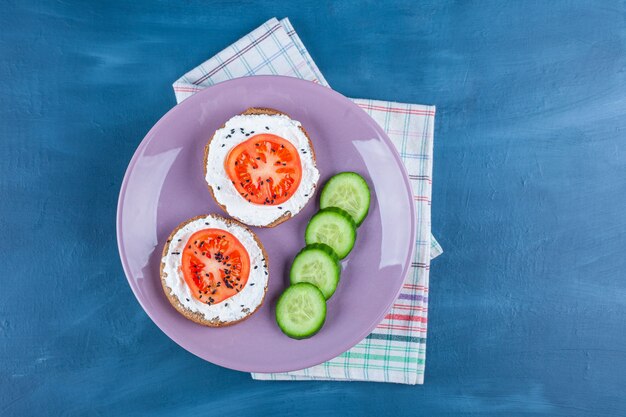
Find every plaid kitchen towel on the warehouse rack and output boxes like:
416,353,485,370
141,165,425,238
173,17,441,384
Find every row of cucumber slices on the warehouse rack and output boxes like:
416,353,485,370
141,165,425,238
276,172,371,339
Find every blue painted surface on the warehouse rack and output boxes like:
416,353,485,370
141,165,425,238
1,1,625,415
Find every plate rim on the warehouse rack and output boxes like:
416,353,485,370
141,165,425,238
116,75,417,372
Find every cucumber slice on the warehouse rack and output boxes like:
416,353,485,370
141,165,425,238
276,283,327,339
320,172,371,226
305,207,356,259
290,243,341,299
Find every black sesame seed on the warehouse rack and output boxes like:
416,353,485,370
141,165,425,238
221,144,225,147
245,134,250,137
265,126,269,130
171,252,180,255
250,283,255,286
185,298,190,302
254,266,258,269
217,186,221,190
278,206,283,209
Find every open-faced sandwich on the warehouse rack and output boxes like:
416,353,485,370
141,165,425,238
204,108,320,227
160,214,269,326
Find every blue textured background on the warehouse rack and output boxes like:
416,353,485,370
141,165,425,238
2,1,625,415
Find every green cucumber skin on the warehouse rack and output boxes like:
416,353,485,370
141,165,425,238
275,283,327,340
290,243,341,299
320,172,371,227
304,207,357,259
296,242,340,262
317,206,357,228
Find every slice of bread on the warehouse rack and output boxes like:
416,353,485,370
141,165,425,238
204,107,317,228
160,214,269,327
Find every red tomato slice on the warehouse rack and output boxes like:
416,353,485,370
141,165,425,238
181,228,250,305
225,134,302,205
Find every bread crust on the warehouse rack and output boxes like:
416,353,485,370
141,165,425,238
203,107,317,228
160,214,269,327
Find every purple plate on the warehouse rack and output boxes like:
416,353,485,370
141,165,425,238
117,76,416,373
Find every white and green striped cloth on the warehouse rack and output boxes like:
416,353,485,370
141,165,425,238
173,17,441,384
